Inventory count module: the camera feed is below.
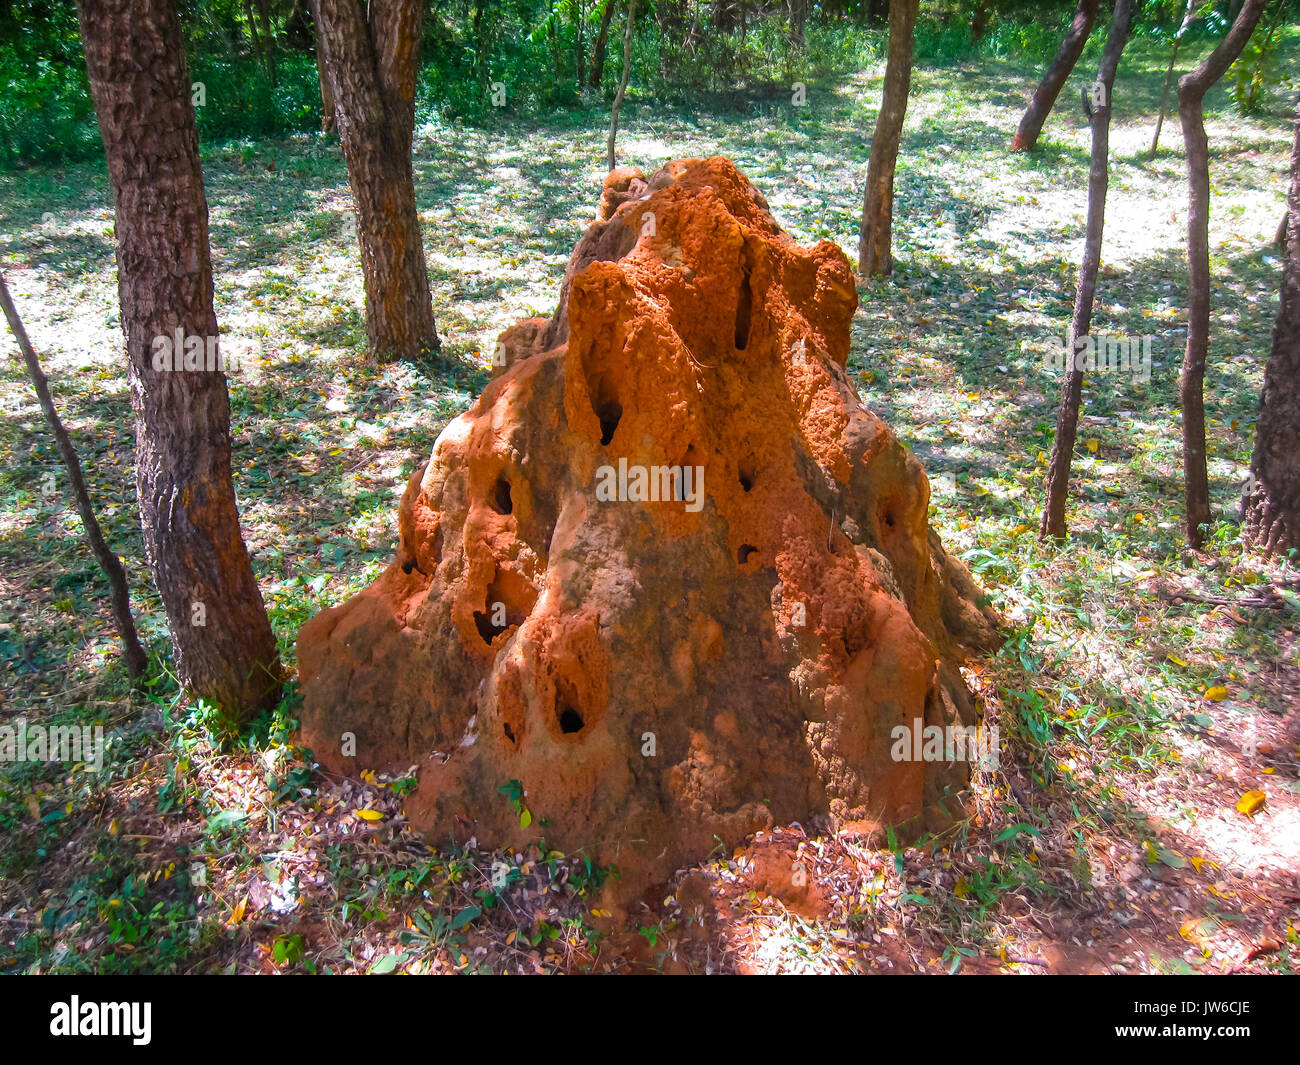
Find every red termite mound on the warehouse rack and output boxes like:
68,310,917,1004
297,157,1000,898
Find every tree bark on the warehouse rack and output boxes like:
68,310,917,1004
1242,94,1300,555
0,269,149,681
591,0,616,88
315,0,439,360
309,0,337,133
1040,0,1135,540
1150,0,1196,154
607,0,637,171
76,0,281,718
858,0,917,278
1177,0,1268,547
1011,0,1101,152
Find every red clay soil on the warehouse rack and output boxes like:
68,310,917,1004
297,157,1001,902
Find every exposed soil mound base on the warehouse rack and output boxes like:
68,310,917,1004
297,157,1000,898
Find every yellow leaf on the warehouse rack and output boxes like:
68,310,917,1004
1235,790,1266,816
227,895,248,927
1084,439,1099,454
1166,654,1187,667
1189,856,1206,873
1180,917,1215,945
1205,686,1229,702
355,809,385,821
859,371,875,384
1011,523,1030,536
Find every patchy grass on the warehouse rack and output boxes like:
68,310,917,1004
0,45,1296,973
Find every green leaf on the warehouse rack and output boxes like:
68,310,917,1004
995,823,1042,842
450,905,481,931
206,808,249,834
520,808,532,829
369,952,406,974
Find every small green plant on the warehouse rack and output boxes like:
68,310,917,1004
497,779,533,828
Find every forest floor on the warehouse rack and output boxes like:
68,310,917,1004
0,43,1297,974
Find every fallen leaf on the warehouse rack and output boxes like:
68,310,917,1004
1235,790,1266,816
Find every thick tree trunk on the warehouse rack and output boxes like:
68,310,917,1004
1041,0,1135,540
1178,0,1268,547
591,0,616,87
1150,0,1195,153
76,0,281,718
607,0,637,171
0,270,148,681
315,0,438,361
1243,95,1300,555
1010,0,1100,152
858,0,917,278
309,0,337,133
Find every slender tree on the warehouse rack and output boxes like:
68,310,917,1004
1150,0,1198,154
858,0,917,277
1242,95,1300,555
1011,0,1101,152
0,270,148,680
1041,0,1135,540
308,0,337,133
76,0,281,716
315,0,439,360
1177,0,1268,547
607,0,637,170
590,0,616,88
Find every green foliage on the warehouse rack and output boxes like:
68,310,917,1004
1228,5,1293,117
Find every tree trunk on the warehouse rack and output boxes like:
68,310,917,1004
1010,0,1100,152
1242,94,1300,555
789,0,807,49
1178,0,1268,547
575,0,586,88
607,0,637,171
0,270,149,681
309,0,337,133
1040,0,1135,540
1150,0,1196,153
858,0,917,278
591,0,616,87
472,0,490,98
315,0,439,360
253,0,277,86
76,0,281,718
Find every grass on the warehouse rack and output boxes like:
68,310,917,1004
0,40,1296,973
